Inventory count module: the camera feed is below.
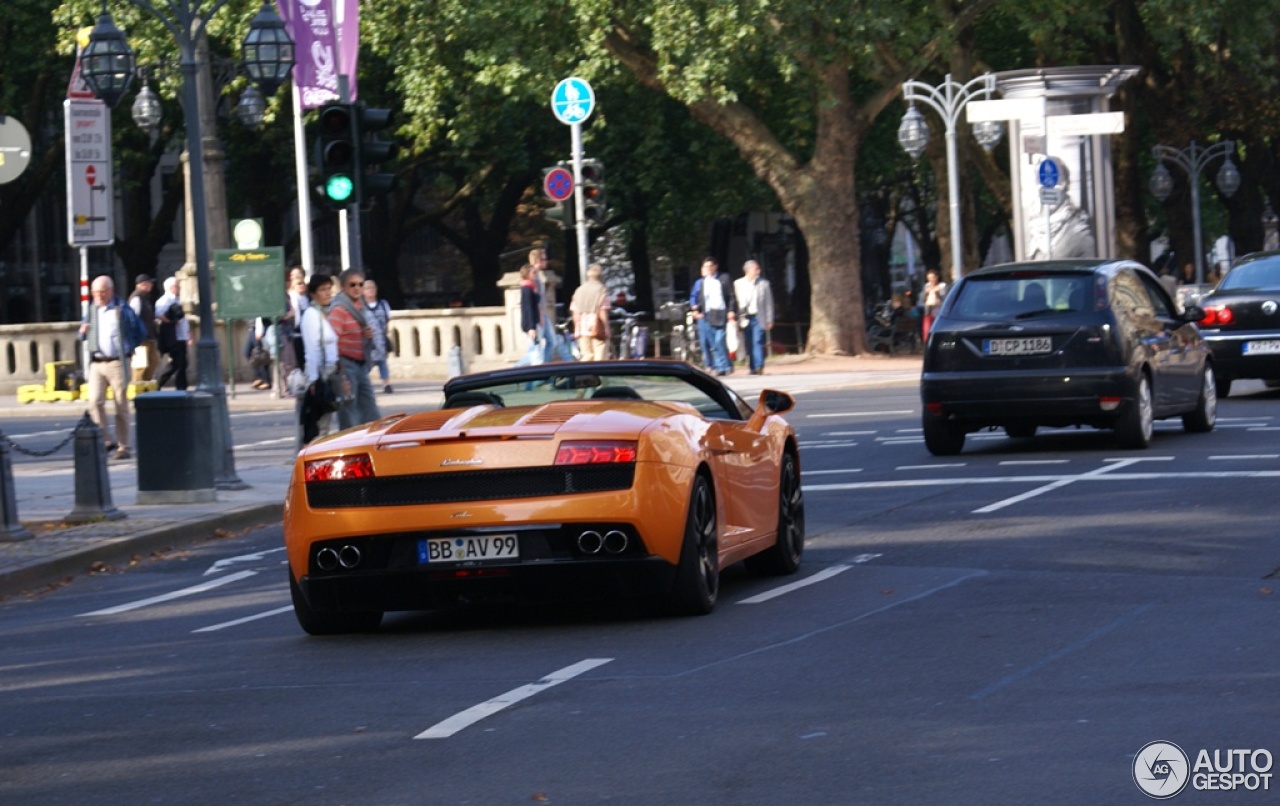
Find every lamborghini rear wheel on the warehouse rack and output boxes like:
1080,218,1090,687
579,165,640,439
289,572,382,635
670,473,719,615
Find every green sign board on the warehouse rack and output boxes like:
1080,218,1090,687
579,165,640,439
213,247,285,320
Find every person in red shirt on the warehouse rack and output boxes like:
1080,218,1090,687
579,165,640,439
326,268,382,429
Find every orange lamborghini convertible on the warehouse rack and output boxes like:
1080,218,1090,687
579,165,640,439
283,360,805,634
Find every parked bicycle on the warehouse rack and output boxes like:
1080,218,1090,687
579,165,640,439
657,301,702,365
866,299,921,355
611,310,649,359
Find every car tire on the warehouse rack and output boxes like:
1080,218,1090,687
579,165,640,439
1215,375,1233,399
1182,366,1218,433
289,572,382,635
923,412,965,456
670,473,719,616
745,451,805,576
1116,373,1154,449
1005,424,1037,439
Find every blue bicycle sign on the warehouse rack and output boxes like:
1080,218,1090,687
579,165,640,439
551,77,595,125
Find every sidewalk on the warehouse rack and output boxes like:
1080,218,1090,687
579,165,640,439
0,354,921,596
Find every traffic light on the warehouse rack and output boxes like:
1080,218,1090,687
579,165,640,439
315,103,356,209
355,104,398,201
545,199,573,229
581,159,606,228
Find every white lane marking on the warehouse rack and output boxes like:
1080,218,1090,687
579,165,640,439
78,570,259,617
415,658,613,739
804,468,864,476
801,441,860,449
898,463,963,470
849,553,882,564
1211,454,1279,460
973,458,1146,513
738,565,852,604
1000,459,1069,465
1246,426,1280,431
205,547,287,576
806,411,913,418
235,437,297,449
826,430,875,436
193,605,293,633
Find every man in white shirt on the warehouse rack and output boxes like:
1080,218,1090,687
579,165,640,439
155,276,190,390
78,275,133,460
734,260,775,375
690,257,737,375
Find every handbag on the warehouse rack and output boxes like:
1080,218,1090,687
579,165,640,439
704,308,727,328
307,375,341,414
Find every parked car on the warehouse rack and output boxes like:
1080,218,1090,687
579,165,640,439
1195,251,1280,398
283,359,804,634
920,259,1215,455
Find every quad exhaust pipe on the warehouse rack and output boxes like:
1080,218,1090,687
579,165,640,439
576,529,629,555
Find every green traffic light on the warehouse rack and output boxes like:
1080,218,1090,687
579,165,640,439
325,174,355,203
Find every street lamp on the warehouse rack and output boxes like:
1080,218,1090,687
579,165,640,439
79,0,293,490
899,73,1001,279
1150,139,1239,286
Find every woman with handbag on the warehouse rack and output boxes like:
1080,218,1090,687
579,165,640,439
297,273,340,446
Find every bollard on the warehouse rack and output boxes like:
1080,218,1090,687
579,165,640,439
0,431,34,542
66,414,125,524
447,344,465,378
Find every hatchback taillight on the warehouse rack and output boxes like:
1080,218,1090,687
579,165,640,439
1200,305,1234,326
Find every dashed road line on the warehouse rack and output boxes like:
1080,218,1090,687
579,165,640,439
78,570,258,617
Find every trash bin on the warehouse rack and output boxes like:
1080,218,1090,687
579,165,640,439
134,391,216,504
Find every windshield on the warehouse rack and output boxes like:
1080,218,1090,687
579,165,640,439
950,275,1091,320
442,363,751,421
1221,257,1280,292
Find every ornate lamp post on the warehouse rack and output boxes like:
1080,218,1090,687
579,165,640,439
898,73,1002,279
79,0,293,489
1149,139,1240,286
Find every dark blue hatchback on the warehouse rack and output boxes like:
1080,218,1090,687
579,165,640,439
920,259,1216,455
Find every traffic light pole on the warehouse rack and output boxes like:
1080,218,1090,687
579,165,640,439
570,122,589,280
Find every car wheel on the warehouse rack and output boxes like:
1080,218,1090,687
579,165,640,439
745,451,805,576
289,572,382,635
670,473,719,615
923,412,965,456
1182,366,1218,433
1215,374,1233,399
1116,373,1154,449
1005,424,1037,439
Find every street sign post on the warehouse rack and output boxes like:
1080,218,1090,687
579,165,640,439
550,77,596,279
1037,156,1066,260
64,99,114,246
0,116,33,185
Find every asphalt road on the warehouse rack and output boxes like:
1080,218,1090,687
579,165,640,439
2,384,1277,804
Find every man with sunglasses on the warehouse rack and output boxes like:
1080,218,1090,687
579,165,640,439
326,268,382,429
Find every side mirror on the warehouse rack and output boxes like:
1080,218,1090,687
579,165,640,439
758,389,795,415
1182,305,1206,323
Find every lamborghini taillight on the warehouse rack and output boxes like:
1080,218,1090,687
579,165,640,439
554,441,638,465
304,454,375,482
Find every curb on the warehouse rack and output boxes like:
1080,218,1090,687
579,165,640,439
0,502,282,596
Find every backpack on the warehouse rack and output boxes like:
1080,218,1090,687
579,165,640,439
118,299,148,354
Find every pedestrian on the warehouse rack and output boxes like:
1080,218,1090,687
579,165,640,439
517,263,543,365
277,266,309,396
570,263,612,361
921,269,948,343
690,256,736,376
529,247,560,354
128,274,158,382
79,275,146,460
361,277,394,393
245,316,273,390
326,268,381,429
298,273,339,446
154,276,190,390
733,259,774,375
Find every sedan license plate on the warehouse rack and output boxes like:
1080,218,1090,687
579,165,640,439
419,534,519,564
1242,340,1280,355
984,337,1052,356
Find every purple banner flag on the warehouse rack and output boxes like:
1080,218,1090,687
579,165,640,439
277,0,359,110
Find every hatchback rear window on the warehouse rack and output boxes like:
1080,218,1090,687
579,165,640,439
1220,257,1280,291
950,276,1090,320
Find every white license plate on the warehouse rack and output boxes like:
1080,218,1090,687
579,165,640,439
419,534,519,564
1242,340,1280,355
984,337,1052,356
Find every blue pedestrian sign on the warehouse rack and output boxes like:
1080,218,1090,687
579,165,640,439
551,77,595,125
1038,157,1064,189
